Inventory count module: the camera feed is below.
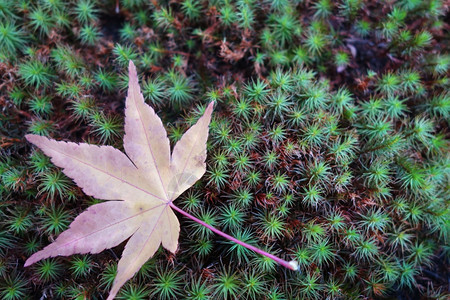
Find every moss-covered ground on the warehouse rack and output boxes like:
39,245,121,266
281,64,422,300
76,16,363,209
0,0,449,299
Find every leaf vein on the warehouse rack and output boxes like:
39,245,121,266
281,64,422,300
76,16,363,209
46,143,166,202
131,86,170,202
53,203,166,251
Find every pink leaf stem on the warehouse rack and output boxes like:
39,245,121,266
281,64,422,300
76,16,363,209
169,202,299,271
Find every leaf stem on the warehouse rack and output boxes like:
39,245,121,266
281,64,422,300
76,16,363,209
169,202,299,271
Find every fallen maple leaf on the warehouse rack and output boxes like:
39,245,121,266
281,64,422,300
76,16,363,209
25,60,297,299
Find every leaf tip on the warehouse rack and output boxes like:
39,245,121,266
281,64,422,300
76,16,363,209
128,59,136,69
25,134,45,146
107,284,121,300
128,60,137,77
25,134,36,142
24,256,36,267
204,101,215,118
128,60,139,90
